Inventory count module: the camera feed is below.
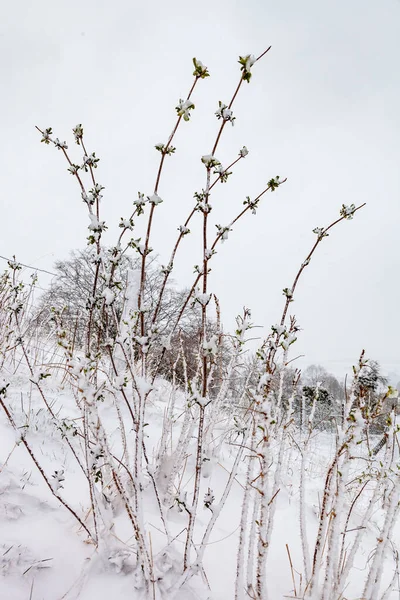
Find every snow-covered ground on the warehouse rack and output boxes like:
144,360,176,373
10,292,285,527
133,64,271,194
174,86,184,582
1,362,399,600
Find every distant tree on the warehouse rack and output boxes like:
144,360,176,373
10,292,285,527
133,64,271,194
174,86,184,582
299,364,345,428
32,247,232,387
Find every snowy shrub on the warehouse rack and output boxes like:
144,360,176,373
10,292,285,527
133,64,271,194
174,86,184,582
1,48,398,600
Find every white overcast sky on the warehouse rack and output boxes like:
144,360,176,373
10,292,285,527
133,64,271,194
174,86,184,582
1,0,399,379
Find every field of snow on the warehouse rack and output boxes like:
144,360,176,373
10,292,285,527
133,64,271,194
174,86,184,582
1,360,399,600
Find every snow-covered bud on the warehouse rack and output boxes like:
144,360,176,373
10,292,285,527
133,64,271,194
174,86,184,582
51,469,65,493
235,312,253,343
195,200,212,213
173,491,188,512
268,175,281,191
312,227,328,239
148,193,163,205
271,324,286,336
135,336,149,354
238,54,256,82
193,57,209,79
201,154,220,169
216,224,232,242
203,335,218,357
387,386,399,399
176,99,195,121
134,192,147,215
81,153,99,171
119,217,134,230
54,138,68,150
40,127,53,145
155,142,176,155
340,203,356,220
233,416,247,436
82,191,95,206
161,263,173,275
204,488,215,510
72,124,84,145
213,164,232,183
88,214,107,233
239,146,249,157
30,368,51,385
0,379,10,398
258,372,272,392
68,164,80,175
102,288,115,306
215,101,235,126
243,196,259,215
282,287,293,301
281,331,297,351
194,289,211,307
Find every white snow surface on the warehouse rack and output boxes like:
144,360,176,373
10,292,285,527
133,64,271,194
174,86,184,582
0,366,399,599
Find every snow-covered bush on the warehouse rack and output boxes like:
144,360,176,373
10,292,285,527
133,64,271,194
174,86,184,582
1,49,398,600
